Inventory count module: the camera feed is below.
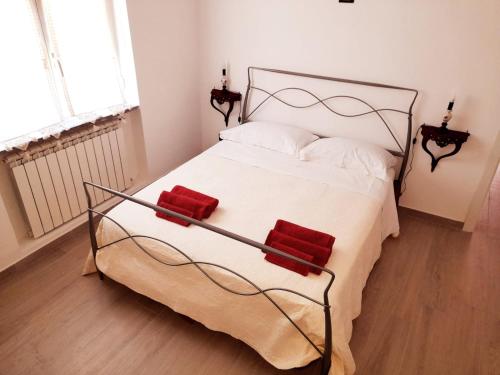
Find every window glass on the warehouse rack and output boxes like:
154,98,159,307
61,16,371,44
0,0,61,142
42,0,125,114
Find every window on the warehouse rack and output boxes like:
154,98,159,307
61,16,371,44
0,0,138,150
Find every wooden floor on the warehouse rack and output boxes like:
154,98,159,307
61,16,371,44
1,181,499,374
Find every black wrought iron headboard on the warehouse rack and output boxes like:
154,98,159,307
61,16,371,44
241,67,419,202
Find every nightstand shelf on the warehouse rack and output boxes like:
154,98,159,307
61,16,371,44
210,88,242,127
421,124,470,172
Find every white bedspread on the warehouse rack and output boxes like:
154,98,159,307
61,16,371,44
85,141,399,375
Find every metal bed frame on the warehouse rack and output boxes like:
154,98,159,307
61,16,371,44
242,67,419,202
86,67,418,374
85,182,335,374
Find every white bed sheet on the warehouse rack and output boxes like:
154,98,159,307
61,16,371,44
206,141,399,240
85,141,399,375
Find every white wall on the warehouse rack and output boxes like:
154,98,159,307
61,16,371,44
126,0,201,179
198,0,500,222
0,175,24,268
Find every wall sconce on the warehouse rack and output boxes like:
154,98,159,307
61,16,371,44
210,65,241,127
420,99,470,172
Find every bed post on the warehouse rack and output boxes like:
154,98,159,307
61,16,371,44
320,273,335,374
396,90,418,204
240,67,252,123
83,182,104,280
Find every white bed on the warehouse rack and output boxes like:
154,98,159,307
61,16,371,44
83,140,399,375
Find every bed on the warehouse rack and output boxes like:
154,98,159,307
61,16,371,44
83,67,418,375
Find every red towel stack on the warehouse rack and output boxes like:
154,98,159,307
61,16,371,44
155,185,219,226
156,201,194,227
265,241,313,277
264,220,335,276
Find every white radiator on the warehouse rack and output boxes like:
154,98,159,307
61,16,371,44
6,121,131,238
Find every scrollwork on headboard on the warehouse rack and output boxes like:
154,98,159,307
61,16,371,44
241,66,419,202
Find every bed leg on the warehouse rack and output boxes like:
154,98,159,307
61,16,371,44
320,275,334,375
320,357,331,375
320,331,332,374
320,303,332,374
394,180,401,206
84,182,103,282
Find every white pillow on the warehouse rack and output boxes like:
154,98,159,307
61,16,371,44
219,121,319,156
300,137,398,180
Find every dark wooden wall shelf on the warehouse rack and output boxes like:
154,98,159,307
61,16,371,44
421,124,470,172
210,88,242,127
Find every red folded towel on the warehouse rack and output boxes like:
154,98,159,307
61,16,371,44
157,191,206,220
172,185,219,219
265,241,314,276
274,219,335,249
265,230,331,275
155,201,194,226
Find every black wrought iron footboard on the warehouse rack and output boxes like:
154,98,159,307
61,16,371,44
84,181,335,374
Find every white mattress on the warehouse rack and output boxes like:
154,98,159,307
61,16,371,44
87,141,399,375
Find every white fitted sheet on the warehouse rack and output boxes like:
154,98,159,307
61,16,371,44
85,141,399,375
206,141,399,240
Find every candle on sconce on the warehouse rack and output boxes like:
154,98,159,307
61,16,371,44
442,96,456,128
447,97,455,111
221,62,228,89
